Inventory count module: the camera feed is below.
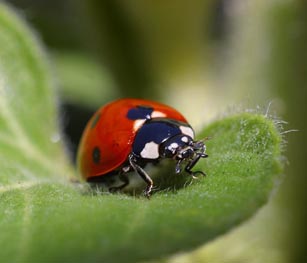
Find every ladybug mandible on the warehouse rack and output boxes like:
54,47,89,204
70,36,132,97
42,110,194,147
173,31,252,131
77,98,208,197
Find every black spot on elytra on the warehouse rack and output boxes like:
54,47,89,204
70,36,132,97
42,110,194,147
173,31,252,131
92,147,101,164
127,105,153,120
91,114,101,129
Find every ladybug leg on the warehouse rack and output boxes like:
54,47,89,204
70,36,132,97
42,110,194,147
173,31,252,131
129,155,153,198
185,153,208,178
175,159,183,174
109,172,129,193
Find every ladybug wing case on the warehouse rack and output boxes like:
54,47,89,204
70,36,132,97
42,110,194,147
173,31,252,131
77,101,135,179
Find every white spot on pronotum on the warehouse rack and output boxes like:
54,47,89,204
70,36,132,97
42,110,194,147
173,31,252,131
170,142,179,149
168,142,179,154
181,136,188,143
133,119,146,131
151,111,166,118
180,126,194,139
140,141,159,159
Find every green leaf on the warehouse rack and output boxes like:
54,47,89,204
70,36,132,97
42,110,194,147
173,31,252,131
53,51,118,108
0,3,71,187
0,3,284,263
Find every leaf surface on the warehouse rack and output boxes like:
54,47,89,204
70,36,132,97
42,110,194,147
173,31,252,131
0,4,283,263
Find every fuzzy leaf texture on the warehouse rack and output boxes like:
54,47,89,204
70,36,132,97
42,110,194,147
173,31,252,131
0,4,284,263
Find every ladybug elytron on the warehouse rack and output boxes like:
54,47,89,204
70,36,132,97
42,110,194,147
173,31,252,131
77,98,208,197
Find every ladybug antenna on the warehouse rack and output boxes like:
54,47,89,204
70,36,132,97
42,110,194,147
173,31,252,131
193,140,208,158
198,136,212,143
191,136,210,157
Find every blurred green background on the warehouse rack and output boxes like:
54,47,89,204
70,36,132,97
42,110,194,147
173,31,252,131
8,0,306,261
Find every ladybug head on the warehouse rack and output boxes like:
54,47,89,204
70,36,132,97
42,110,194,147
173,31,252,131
159,135,208,175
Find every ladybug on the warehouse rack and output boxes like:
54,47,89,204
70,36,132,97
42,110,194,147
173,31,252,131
77,98,208,197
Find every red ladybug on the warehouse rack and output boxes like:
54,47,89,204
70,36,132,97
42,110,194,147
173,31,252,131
77,98,208,197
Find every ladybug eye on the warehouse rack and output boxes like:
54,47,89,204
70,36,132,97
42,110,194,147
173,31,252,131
176,146,194,159
162,146,176,158
169,142,179,151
